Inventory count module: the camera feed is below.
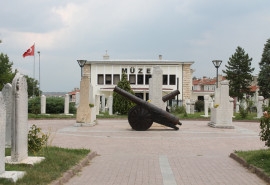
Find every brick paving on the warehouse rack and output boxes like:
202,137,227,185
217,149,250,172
30,119,268,185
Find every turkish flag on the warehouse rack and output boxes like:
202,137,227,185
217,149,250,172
22,44,35,58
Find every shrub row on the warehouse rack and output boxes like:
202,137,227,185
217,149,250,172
28,97,76,114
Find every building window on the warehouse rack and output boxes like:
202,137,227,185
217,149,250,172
129,74,136,84
145,75,152,85
98,74,104,85
113,74,120,85
163,75,168,85
169,75,176,85
105,74,112,85
137,74,144,85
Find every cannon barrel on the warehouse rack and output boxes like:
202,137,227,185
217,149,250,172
114,86,181,130
162,90,180,102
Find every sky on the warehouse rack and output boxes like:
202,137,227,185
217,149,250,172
0,0,270,92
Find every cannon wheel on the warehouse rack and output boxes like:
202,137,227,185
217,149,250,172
128,105,153,131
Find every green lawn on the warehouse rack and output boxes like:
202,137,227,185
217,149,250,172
0,146,90,185
235,149,270,176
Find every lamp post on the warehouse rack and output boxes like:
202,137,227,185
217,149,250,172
77,60,87,77
37,51,41,96
212,60,222,88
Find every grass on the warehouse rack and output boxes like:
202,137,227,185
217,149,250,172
28,113,76,119
0,146,90,185
235,149,270,176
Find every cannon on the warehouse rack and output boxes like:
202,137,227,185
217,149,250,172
114,86,182,131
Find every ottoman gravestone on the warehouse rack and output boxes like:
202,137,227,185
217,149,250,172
2,83,12,147
5,73,45,166
0,91,25,182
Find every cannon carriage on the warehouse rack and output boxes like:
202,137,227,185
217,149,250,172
113,86,182,131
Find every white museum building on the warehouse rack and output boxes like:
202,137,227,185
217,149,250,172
79,54,194,107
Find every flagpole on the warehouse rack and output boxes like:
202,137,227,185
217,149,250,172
33,43,35,97
37,51,41,96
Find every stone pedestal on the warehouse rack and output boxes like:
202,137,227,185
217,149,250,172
209,80,234,129
149,66,166,110
76,76,95,126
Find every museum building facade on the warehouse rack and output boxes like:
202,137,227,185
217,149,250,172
81,54,194,106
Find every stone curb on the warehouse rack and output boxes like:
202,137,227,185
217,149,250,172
50,151,98,185
229,152,270,183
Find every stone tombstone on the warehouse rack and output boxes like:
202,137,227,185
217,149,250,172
89,84,94,105
76,76,91,125
149,66,166,110
0,92,6,174
229,97,234,118
40,95,46,114
190,100,195,114
101,94,105,112
75,92,80,108
108,95,113,115
235,101,240,113
203,95,209,117
186,99,191,114
2,83,12,147
257,96,264,118
64,94,69,114
209,80,234,129
95,95,100,115
209,97,214,109
11,73,28,162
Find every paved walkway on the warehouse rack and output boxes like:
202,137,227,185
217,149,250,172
30,119,268,185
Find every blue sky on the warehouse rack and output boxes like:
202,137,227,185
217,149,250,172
0,0,270,92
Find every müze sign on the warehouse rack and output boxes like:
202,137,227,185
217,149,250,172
122,67,151,74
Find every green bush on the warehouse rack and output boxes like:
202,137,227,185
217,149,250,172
195,100,204,112
28,124,48,154
173,106,186,114
239,106,248,118
28,97,40,114
28,97,76,114
260,111,270,147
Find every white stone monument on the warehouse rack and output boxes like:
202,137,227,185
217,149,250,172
190,100,195,114
149,66,166,110
40,95,46,114
186,99,191,114
101,95,105,112
76,76,95,126
201,95,209,117
95,95,100,115
11,73,28,162
229,97,234,118
2,83,12,147
256,96,264,118
108,95,113,115
75,92,80,108
0,92,25,182
235,101,240,113
209,80,234,129
64,94,73,115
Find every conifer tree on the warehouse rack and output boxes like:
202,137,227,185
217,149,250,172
113,73,135,114
222,46,254,100
258,38,270,98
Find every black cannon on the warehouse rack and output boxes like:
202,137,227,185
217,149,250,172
114,86,182,131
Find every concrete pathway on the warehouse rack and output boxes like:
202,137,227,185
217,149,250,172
30,119,268,185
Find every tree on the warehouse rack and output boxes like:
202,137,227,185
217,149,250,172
258,38,270,98
0,53,15,89
222,46,254,101
113,73,135,114
25,75,41,98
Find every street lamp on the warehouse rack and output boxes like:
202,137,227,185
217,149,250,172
37,51,41,96
77,60,87,77
212,60,222,88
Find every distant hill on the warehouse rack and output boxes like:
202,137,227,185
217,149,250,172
42,92,68,97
